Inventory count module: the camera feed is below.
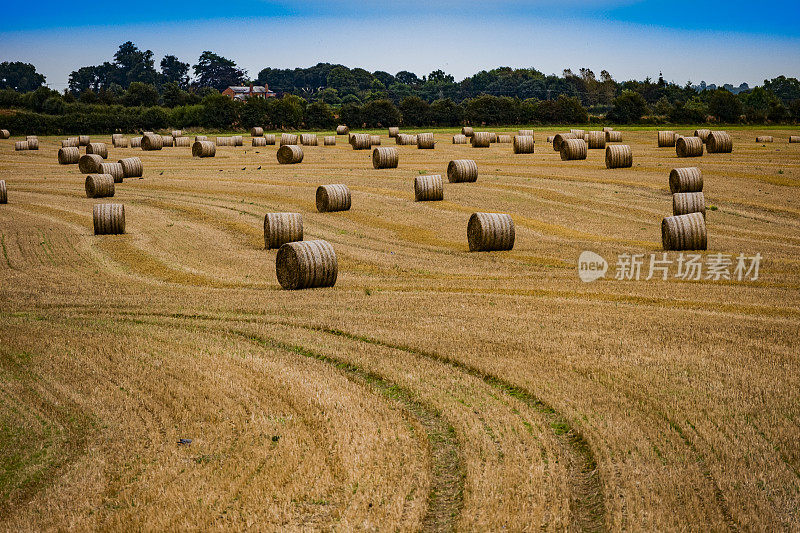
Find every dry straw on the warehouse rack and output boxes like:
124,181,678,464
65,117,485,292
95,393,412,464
513,135,535,154
300,133,318,146
316,184,351,212
251,127,264,137
673,192,706,217
388,127,400,137
496,134,513,144
0,180,6,204
171,130,182,138
587,131,606,149
370,135,381,146
755,136,773,143
275,239,337,290
175,137,191,147
277,144,304,164
603,127,614,133
195,135,208,142
396,133,417,145
85,174,115,198
280,133,299,146
58,147,80,165
471,132,491,148
130,137,142,148
452,134,468,144
99,162,125,183
14,141,29,151
489,132,498,143
78,135,90,146
570,129,585,138
694,129,711,143
264,134,276,145
336,125,349,135
0,129,9,139
605,145,633,168
662,212,707,250
789,136,800,143
192,141,216,158
552,132,577,151
707,131,733,153
658,131,676,147
216,136,230,147
161,135,174,147
414,175,444,201
264,212,303,249
373,147,399,169
676,136,704,157
351,133,371,150
62,138,79,147
231,135,243,146
461,126,474,137
86,142,108,158
447,159,478,183
323,136,336,146
606,131,622,142
467,213,515,251
118,157,143,178
252,137,267,147
113,137,129,148
518,129,535,137
417,133,435,149
79,154,104,173
93,203,125,235
560,139,587,161
669,167,703,193
142,133,163,151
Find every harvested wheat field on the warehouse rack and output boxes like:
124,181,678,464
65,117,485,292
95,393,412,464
1,128,799,531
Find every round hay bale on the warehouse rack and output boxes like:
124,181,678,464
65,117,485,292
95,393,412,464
277,144,304,164
231,135,243,147
0,180,6,203
755,136,773,143
275,240,337,290
707,131,732,154
372,147,398,169
251,127,264,137
471,132,491,148
175,137,191,148
171,130,182,138
195,135,208,142
336,125,349,135
86,142,108,158
605,145,633,169
452,134,468,144
264,212,303,249
662,212,706,251
447,159,478,183
264,134,276,145
25,137,39,150
280,133,299,146
112,133,123,141
192,141,216,158
496,134,513,144
603,127,613,133
560,139,587,161
570,129,585,138
79,154,104,173
583,134,590,142
92,203,125,235
606,131,622,142
552,133,577,151
414,174,443,202
417,133,435,149
396,133,417,146
112,137,129,148
323,136,336,146
252,137,267,147
467,213,515,252
461,126,474,137
676,136,704,157
161,135,174,147
216,137,230,146
85,174,115,198
316,184,351,213
118,157,143,178
58,147,80,165
673,192,706,217
62,137,79,148
78,135,90,146
130,137,142,148
370,135,381,146
0,129,9,139
142,133,163,151
99,162,125,183
14,141,29,151
587,131,606,149
388,127,399,137
351,133,371,150
489,132,498,143
694,129,711,143
658,131,676,147
299,133,318,146
513,135,535,154
789,136,800,143
669,167,703,193
518,129,535,137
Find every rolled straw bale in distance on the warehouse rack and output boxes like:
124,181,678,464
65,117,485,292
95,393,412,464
130,137,142,148
518,129,535,137
85,174,115,198
552,132,576,151
264,212,303,249
417,133,435,149
373,147,399,169
62,137,79,147
414,175,443,201
755,136,773,143
513,135,535,154
336,125,349,135
370,135,381,146
275,240,337,290
676,136,704,157
669,167,703,193
86,142,108,158
606,131,622,142
447,159,478,183
396,133,417,145
58,147,80,164
78,135,90,146
570,129,585,138
323,136,336,146
118,157,143,178
99,162,125,183
280,133,299,146
195,135,208,142
316,184,351,212
264,134,276,145
0,129,9,139
175,137,191,147
161,135,174,147
351,133,371,150
467,213,515,252
388,127,399,137
560,139,587,161
14,141,28,151
251,127,264,137
171,130,182,138
587,131,606,149
471,132,491,148
583,134,590,142
489,132,498,143
231,135,243,147
192,141,216,158
603,127,613,133
26,137,39,150
694,129,711,143
789,136,800,143
216,137,230,146
0,180,6,203
605,145,633,168
452,134,468,144
142,133,163,151
113,137,129,148
496,134,513,144
300,133,318,146
662,212,707,250
658,131,676,147
707,131,733,153
673,192,706,217
277,144,304,164
252,137,267,147
461,126,474,137
79,154,104,173
93,203,125,235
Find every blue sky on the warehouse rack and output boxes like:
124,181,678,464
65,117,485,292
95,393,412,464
1,0,798,90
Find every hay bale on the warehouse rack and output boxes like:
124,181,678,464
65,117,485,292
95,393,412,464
351,133,371,150
583,134,589,142
605,145,633,169
461,126,474,137
316,184,351,212
99,162,124,183
113,137,129,148
171,130,182,138
694,129,711,143
14,141,28,151
513,135,535,154
388,127,399,137
79,154,104,173
277,144,304,164
396,133,417,146
471,132,491,148
496,134,513,144
86,142,108,158
658,131,676,147
231,135,243,147
676,136,704,157
560,139,587,161
280,133,299,146
417,133,435,149
252,137,267,147
789,136,800,143
142,133,163,151
467,213,515,252
195,135,208,142
587,131,606,149
251,127,264,137
216,137,230,147
264,212,303,249
570,129,585,138
118,157,143,178
275,240,337,290
323,136,336,146
58,147,80,165
606,131,622,142
161,135,174,147
372,147,399,169
0,180,5,203
130,137,142,148
552,132,577,151
452,134,468,144
62,137,79,147
25,137,39,150
755,136,773,143
414,174,443,201
299,133,318,146
370,135,381,146
264,134,276,145
447,159,478,183
175,137,191,147
85,174,115,198
669,167,703,193
192,141,216,158
603,127,613,133
489,132,498,143
0,129,9,139
93,203,125,235
78,135,90,146
518,129,535,137
662,212,706,251
336,125,349,135
707,131,732,153
673,192,706,217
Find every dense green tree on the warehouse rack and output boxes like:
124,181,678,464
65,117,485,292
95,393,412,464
399,96,430,126
268,95,305,129
707,89,742,122
304,101,335,129
607,90,648,123
429,98,463,126
200,93,239,128
338,103,362,127
361,99,401,128
161,82,188,107
762,76,800,103
161,55,191,89
0,62,46,92
123,82,159,107
193,51,246,91
239,97,271,128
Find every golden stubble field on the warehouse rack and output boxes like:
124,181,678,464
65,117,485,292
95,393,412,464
1,128,799,531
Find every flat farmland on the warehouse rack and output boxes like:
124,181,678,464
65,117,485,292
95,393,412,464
1,128,799,531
